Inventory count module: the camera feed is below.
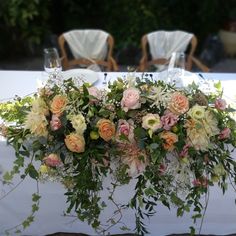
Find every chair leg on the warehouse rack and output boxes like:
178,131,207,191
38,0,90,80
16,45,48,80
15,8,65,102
192,56,210,72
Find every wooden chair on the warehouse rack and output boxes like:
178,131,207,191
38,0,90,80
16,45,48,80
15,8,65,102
58,30,118,71
139,31,209,72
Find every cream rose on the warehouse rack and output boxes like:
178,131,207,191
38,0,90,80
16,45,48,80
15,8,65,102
97,119,116,142
142,113,162,132
65,133,85,153
50,95,68,116
69,114,87,135
121,88,141,112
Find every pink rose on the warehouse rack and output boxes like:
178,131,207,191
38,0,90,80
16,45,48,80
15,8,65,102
88,86,102,103
215,98,227,111
161,110,179,130
44,153,62,167
116,119,135,143
50,114,62,131
219,127,231,140
121,88,141,112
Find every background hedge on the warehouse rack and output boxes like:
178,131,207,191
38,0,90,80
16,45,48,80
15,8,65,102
0,0,235,64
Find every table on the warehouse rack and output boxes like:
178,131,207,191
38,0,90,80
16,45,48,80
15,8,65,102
0,70,236,236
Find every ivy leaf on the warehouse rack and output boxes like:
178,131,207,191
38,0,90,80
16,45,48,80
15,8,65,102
22,220,30,229
32,204,39,213
3,171,13,183
190,226,196,235
32,193,41,202
25,164,38,180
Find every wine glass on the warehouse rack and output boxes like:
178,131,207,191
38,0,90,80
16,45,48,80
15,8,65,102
43,48,62,78
168,52,185,84
174,52,185,76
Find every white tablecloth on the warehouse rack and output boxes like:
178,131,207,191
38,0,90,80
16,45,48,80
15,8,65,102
0,70,236,236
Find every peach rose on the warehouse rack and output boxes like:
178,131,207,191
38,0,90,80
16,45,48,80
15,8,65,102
65,133,85,153
44,153,62,167
160,131,178,151
50,95,68,116
121,88,141,112
168,92,189,115
97,119,116,142
215,98,227,111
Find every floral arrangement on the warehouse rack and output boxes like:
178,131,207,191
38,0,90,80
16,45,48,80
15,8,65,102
1,73,236,235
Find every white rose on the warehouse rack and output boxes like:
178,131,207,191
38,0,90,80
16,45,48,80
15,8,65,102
69,114,87,135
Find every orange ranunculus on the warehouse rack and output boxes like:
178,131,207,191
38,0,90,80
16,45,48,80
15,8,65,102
65,133,85,153
168,92,189,115
50,95,68,116
160,131,178,151
97,119,115,142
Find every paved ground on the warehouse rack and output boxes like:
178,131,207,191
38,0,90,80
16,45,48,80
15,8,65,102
0,57,235,73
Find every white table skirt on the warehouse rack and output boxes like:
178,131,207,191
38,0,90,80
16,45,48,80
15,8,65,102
1,70,236,236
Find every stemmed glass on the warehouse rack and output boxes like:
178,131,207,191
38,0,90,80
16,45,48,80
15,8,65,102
174,52,185,76
168,52,185,84
43,48,62,80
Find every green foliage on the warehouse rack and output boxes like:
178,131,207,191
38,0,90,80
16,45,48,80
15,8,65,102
0,0,235,60
0,96,33,123
0,0,51,57
1,74,236,235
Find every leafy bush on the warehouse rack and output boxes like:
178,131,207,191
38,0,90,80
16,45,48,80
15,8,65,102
0,0,50,58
